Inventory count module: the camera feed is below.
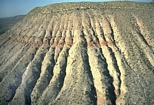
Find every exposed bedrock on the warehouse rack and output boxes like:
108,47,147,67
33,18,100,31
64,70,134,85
0,2,154,105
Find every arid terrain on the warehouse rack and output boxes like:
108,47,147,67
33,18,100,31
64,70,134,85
0,15,25,35
0,2,154,105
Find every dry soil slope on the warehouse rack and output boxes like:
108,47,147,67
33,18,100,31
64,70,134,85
0,2,154,105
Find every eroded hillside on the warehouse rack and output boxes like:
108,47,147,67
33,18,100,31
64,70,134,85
0,2,154,105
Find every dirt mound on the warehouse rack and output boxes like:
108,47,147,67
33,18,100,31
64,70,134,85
0,2,154,105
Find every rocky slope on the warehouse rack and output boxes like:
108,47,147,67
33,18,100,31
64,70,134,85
0,2,154,105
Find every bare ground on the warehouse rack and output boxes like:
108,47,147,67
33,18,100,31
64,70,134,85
0,2,154,105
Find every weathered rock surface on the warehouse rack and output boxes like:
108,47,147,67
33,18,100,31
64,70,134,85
0,2,154,105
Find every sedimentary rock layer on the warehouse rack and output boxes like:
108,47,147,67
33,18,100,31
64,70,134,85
0,2,154,105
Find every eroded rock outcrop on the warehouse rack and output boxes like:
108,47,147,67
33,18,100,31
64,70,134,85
0,2,154,105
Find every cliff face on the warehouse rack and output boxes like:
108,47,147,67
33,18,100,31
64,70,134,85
0,2,154,105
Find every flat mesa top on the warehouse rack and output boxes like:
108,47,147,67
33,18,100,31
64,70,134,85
28,2,154,15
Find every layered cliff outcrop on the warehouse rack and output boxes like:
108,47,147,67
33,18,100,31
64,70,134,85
0,2,154,105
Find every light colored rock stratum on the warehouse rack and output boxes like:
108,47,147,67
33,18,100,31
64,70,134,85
0,2,154,105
